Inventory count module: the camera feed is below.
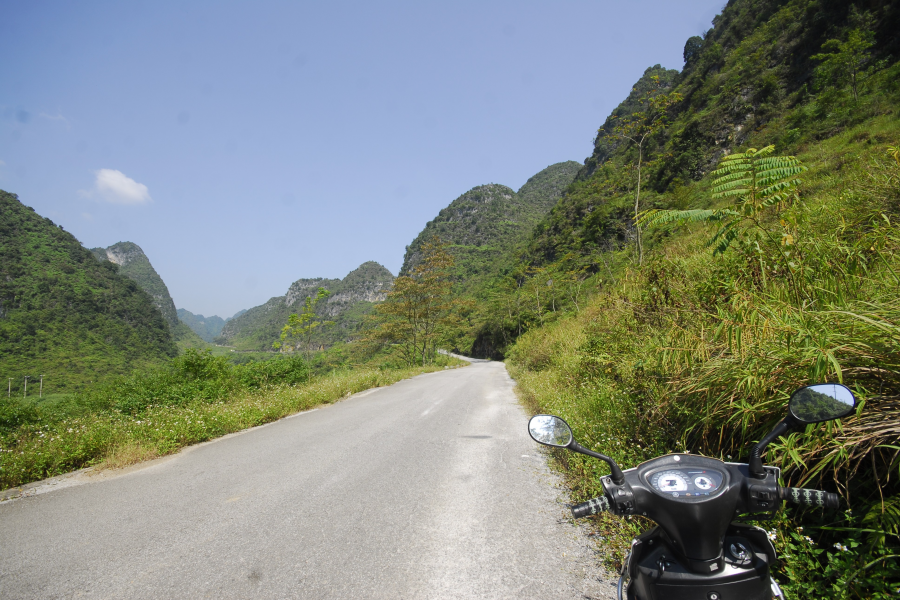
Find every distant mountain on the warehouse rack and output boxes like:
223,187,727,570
177,309,227,343
216,261,394,351
0,190,177,392
400,161,582,288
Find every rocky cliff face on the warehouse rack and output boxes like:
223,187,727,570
91,242,179,331
216,261,394,351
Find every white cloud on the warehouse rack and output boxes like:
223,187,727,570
80,169,152,205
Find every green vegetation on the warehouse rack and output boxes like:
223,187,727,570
0,191,177,394
177,308,228,342
0,348,465,490
424,2,900,596
217,261,394,351
398,162,582,359
363,241,460,367
91,242,179,329
275,287,333,361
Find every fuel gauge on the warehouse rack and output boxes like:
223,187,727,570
694,475,716,491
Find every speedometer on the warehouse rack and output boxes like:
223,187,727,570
651,470,689,492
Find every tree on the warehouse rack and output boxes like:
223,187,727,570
683,36,703,67
611,75,682,265
812,23,875,102
364,240,457,366
640,145,807,254
274,287,333,362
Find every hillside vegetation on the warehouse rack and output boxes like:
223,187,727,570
177,309,229,343
216,261,394,351
492,0,900,596
0,191,177,394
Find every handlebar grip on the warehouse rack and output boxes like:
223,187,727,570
779,487,840,509
571,495,611,519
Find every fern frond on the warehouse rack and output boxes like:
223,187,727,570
712,172,752,185
639,208,736,227
712,176,751,188
712,187,750,199
711,162,750,177
759,179,803,198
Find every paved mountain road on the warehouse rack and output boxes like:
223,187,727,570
0,361,616,599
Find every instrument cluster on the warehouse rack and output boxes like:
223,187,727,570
648,467,724,499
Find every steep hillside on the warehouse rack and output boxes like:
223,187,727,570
177,309,228,343
532,0,900,262
216,261,394,351
90,242,177,329
91,241,205,347
0,191,177,392
401,162,581,286
492,0,900,595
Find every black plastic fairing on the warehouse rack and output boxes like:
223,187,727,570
616,455,741,566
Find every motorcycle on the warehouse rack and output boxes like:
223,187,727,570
528,383,856,600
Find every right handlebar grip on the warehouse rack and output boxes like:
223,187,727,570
779,487,840,509
571,495,611,518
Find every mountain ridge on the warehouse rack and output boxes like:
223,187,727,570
216,261,394,351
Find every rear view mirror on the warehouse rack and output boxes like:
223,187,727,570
528,415,573,448
789,383,856,424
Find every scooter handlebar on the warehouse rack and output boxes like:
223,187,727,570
571,495,611,519
779,487,840,509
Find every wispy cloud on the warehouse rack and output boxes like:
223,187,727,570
79,169,152,205
39,110,70,129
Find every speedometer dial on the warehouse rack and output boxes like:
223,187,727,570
651,470,689,492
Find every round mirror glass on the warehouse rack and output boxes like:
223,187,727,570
789,383,856,424
528,415,573,448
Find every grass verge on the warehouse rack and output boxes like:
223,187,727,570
0,362,464,491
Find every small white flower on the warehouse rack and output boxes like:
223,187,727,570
804,536,814,544
767,531,777,542
797,526,803,533
833,543,849,552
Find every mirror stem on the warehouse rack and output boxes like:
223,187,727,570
570,441,626,485
749,416,797,479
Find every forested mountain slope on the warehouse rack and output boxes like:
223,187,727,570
531,0,900,263
216,261,394,351
401,161,581,296
0,191,177,392
177,309,229,343
91,242,206,347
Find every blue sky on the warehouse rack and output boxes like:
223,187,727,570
0,0,724,318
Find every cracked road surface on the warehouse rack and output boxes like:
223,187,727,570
0,361,616,599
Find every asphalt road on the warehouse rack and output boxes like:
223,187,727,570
0,361,616,599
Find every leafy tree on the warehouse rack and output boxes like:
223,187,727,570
812,22,875,103
683,36,703,66
610,75,682,265
641,145,807,254
274,287,333,362
364,240,456,366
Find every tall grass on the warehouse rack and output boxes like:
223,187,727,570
508,132,900,597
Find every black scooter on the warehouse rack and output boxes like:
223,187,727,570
528,383,856,600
